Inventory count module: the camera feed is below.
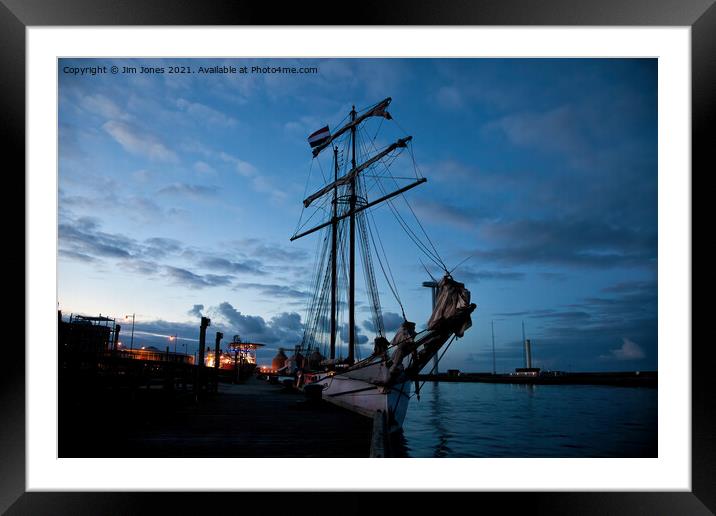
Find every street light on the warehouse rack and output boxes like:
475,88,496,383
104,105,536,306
169,334,177,354
125,314,135,351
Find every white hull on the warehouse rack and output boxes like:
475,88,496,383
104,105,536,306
315,363,412,431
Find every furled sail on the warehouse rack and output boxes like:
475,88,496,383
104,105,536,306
427,275,473,337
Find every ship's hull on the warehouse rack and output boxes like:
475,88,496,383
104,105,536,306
313,363,412,431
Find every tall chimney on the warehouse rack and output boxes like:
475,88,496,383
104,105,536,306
215,331,223,369
525,339,532,369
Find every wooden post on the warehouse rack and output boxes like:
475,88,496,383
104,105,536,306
370,410,389,458
195,316,210,393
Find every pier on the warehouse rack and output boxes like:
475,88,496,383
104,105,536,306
60,376,373,458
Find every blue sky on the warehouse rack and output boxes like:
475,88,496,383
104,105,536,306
58,58,657,372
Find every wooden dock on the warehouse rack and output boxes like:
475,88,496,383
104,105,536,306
60,376,373,458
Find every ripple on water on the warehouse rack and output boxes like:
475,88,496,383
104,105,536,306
401,382,657,458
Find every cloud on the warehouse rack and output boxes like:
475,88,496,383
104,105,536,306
600,338,645,361
118,259,159,275
234,282,310,300
164,266,233,289
457,267,526,283
216,152,284,201
229,238,309,263
474,218,656,269
59,217,136,259
434,86,464,110
193,161,215,175
188,304,204,318
212,302,304,345
362,311,404,334
124,308,305,362
58,249,100,263
142,237,184,259
199,257,265,276
80,93,129,120
487,106,585,157
157,183,219,199
102,120,178,162
412,199,476,231
176,98,237,127
339,323,369,345
487,279,656,370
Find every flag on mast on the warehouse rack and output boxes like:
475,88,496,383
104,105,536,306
307,125,331,148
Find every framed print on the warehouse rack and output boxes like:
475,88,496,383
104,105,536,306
5,0,711,514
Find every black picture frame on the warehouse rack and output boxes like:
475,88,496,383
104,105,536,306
5,1,710,514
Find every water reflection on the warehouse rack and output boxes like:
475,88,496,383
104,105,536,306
428,381,452,457
400,382,657,458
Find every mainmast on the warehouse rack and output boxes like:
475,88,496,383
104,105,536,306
330,146,338,360
348,106,357,365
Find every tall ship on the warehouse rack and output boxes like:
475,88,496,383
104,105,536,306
290,97,476,432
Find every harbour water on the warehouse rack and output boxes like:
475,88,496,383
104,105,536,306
397,381,657,457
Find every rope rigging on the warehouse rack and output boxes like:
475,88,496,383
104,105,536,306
296,103,450,362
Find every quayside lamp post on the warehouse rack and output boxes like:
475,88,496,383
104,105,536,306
125,313,135,351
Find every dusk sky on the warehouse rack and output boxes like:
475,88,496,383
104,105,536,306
58,58,657,372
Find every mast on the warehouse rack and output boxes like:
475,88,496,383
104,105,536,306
291,98,424,366
348,106,357,365
330,146,338,360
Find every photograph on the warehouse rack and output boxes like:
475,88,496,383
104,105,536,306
57,57,659,459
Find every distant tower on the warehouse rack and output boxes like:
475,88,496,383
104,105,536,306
524,338,532,369
422,280,439,374
521,320,526,367
491,320,496,375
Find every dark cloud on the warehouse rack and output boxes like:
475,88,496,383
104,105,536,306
474,218,656,269
363,311,404,334
58,215,267,289
59,217,137,259
143,237,184,258
127,309,305,364
425,264,525,284
234,282,310,300
229,238,310,263
212,302,304,345
164,266,233,288
199,257,265,276
458,268,526,283
339,323,369,346
188,304,204,318
479,278,657,371
59,249,100,263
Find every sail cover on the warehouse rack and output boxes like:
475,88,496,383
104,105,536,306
427,275,473,337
